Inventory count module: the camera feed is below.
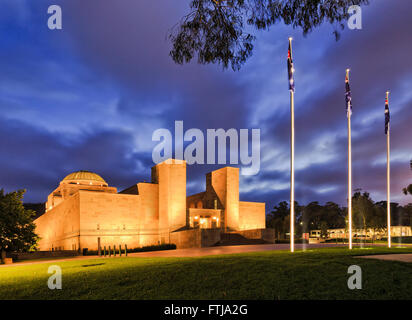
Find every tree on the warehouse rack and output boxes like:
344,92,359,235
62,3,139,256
170,0,370,70
369,202,386,240
352,191,375,233
0,189,39,263
403,184,412,196
319,221,328,238
267,201,301,239
403,204,412,229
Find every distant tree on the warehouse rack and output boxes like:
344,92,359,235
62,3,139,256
352,191,377,240
319,221,328,238
267,201,301,239
170,0,370,70
323,201,345,229
302,201,323,230
403,184,412,196
369,202,386,240
403,204,412,228
0,189,39,263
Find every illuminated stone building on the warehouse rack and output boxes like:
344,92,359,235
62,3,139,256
34,159,268,251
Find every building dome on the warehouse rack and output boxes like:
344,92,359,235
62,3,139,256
61,170,107,186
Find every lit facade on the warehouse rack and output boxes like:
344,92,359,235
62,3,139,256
309,226,412,239
34,159,266,251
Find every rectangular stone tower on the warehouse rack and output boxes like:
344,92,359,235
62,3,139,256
207,167,239,231
152,159,187,236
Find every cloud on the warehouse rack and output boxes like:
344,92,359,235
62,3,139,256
0,116,152,202
0,0,411,209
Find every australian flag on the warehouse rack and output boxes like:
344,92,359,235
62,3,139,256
345,72,352,117
287,40,295,92
385,94,390,135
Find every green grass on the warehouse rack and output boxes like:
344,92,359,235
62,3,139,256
1,247,412,300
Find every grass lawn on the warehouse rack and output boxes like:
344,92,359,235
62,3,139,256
1,247,411,300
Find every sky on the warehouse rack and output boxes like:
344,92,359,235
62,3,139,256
0,0,411,211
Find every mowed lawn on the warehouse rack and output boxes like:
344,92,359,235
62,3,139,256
1,247,412,300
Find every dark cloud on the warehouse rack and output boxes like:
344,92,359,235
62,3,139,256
0,116,151,202
0,0,411,208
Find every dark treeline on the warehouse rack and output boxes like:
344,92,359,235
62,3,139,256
267,191,412,239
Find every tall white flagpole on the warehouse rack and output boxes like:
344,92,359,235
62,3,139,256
386,91,391,248
346,69,353,250
288,37,295,253
290,87,295,253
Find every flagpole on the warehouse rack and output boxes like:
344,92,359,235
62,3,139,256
290,88,295,253
288,37,295,253
346,69,353,250
386,91,391,248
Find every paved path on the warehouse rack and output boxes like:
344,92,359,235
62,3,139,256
357,253,412,263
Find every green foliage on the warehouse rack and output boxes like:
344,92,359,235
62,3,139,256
267,200,346,239
0,189,39,257
267,201,292,239
268,190,412,239
170,0,370,70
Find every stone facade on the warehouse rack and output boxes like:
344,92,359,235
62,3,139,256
34,159,266,251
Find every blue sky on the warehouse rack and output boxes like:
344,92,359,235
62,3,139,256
1,0,412,211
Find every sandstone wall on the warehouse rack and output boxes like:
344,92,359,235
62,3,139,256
238,201,266,231
34,192,81,251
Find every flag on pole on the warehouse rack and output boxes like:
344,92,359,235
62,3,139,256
287,37,295,253
346,69,353,250
287,40,295,92
345,72,352,117
385,94,390,134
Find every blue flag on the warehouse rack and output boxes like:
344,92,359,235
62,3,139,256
287,40,295,92
385,95,390,135
345,73,352,117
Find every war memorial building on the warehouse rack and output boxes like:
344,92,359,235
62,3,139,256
34,159,271,251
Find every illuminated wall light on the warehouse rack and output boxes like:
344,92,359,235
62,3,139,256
194,216,198,220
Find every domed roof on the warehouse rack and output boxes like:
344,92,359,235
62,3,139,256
62,170,107,184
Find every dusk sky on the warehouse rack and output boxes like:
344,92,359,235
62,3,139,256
1,0,411,211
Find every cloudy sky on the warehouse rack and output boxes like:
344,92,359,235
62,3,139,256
1,0,411,210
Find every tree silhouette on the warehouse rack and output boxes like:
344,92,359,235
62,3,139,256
0,189,39,263
169,0,369,70
403,184,412,196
